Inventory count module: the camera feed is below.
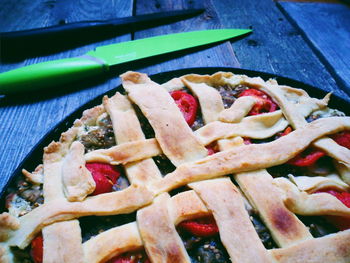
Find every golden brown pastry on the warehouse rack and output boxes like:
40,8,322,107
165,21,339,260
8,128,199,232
1,71,349,263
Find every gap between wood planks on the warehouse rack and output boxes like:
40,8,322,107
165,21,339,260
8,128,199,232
276,2,350,96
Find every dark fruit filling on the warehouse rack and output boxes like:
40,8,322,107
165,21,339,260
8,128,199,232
5,179,43,217
178,217,230,263
80,115,116,152
107,250,149,263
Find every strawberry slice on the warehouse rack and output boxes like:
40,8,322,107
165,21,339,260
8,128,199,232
179,216,219,237
276,126,293,138
238,89,277,115
86,162,120,195
206,147,216,155
31,234,43,263
170,90,198,126
330,131,350,149
206,142,218,155
316,189,350,230
322,190,350,208
287,148,326,167
278,125,325,167
243,137,252,145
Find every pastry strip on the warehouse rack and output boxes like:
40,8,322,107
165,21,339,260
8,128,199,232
62,141,95,202
217,130,311,248
43,142,65,202
288,174,349,193
83,190,209,262
7,117,350,249
195,110,288,145
182,77,225,123
273,178,350,217
335,162,350,184
83,222,143,263
8,184,154,248
103,92,144,143
161,77,184,92
43,141,84,263
219,96,256,123
235,170,312,247
181,72,238,87
137,193,191,262
84,138,162,165
103,93,162,186
43,221,84,263
155,117,350,193
189,178,272,263
121,71,207,166
171,190,209,224
255,80,350,167
269,229,350,263
313,137,350,167
22,165,44,185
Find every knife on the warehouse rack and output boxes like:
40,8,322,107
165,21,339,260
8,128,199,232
0,9,204,44
0,29,251,94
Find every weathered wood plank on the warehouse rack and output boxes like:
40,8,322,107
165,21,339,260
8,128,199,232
0,0,133,192
278,2,350,95
132,0,349,100
133,0,241,76
212,0,349,100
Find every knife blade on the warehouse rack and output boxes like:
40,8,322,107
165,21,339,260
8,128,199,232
0,29,251,94
0,9,204,44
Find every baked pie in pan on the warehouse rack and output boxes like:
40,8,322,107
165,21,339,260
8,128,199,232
0,70,349,263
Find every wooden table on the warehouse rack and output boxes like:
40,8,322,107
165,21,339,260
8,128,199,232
0,0,349,192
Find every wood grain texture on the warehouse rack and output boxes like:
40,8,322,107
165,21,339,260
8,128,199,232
278,2,350,94
0,0,133,192
133,0,241,75
211,0,349,100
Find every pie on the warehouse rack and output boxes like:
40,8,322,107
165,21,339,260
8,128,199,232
0,71,349,263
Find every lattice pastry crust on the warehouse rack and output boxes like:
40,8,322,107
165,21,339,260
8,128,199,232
0,71,350,263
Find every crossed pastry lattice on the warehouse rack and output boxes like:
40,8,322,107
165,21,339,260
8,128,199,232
1,71,350,263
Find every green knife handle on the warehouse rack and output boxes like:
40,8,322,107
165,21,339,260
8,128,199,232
0,57,107,95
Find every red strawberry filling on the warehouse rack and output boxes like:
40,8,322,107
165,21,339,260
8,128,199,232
243,137,252,145
315,189,350,230
276,126,325,167
206,142,219,155
30,234,43,263
276,126,292,138
288,148,326,167
238,89,277,115
287,130,350,167
86,162,120,195
170,90,198,126
179,216,219,237
330,131,350,149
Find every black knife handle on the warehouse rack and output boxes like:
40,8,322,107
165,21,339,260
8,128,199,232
0,9,204,42
0,9,204,61
0,21,113,42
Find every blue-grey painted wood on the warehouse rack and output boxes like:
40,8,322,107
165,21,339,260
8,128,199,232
133,0,349,100
211,0,349,100
0,0,133,192
133,0,241,75
278,2,350,95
